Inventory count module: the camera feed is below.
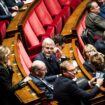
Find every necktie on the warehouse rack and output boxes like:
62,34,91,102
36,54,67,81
0,0,11,15
42,79,54,91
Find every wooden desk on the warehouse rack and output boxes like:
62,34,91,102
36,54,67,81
61,0,89,36
2,36,42,104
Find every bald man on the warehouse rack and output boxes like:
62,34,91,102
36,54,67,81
29,60,56,100
34,38,60,76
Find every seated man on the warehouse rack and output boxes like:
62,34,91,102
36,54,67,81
86,1,105,38
29,60,60,100
53,35,68,63
54,61,103,105
0,0,17,20
95,34,105,55
34,38,60,76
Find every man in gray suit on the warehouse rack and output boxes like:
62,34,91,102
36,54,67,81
86,1,105,38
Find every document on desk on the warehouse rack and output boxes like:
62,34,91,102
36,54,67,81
24,0,34,4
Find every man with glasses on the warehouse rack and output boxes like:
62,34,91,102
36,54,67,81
54,61,103,105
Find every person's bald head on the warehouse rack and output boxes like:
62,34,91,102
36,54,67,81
31,60,47,78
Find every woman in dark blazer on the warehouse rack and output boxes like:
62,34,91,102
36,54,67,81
0,46,31,105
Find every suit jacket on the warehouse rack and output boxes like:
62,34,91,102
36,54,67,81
34,53,60,76
29,73,56,100
99,4,105,19
95,39,105,55
86,12,105,37
0,63,21,105
54,76,99,105
4,0,24,8
0,0,12,20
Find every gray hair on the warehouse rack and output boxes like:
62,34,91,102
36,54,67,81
42,38,55,47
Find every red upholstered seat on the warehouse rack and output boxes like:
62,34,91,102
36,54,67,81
58,0,71,6
28,11,46,36
44,0,70,23
76,22,85,49
19,54,30,75
18,40,32,75
28,10,54,39
35,0,62,33
70,0,82,12
76,13,86,49
0,20,9,44
23,20,40,47
76,47,85,64
29,43,42,61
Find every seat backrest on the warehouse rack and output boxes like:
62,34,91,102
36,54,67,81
58,0,71,6
76,47,85,64
44,0,61,16
0,21,7,41
35,0,53,26
23,20,40,47
70,0,82,11
19,54,30,75
18,40,32,75
28,10,46,36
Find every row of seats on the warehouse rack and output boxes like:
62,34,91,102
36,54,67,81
76,12,87,49
20,0,82,60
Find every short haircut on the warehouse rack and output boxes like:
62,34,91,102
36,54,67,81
52,35,66,46
60,60,72,72
30,60,45,73
90,52,105,71
42,38,55,47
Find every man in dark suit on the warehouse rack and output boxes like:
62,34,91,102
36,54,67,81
0,0,17,20
54,61,103,105
86,1,105,38
34,38,60,76
29,60,60,100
